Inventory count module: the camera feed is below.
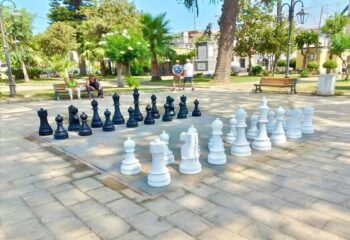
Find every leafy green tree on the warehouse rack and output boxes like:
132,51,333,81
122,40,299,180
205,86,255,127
295,30,319,69
321,14,350,37
141,13,174,81
103,30,149,87
330,32,350,79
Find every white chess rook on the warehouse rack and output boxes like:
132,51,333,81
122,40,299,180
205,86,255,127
208,118,227,165
179,125,202,174
270,107,287,144
286,108,302,138
302,106,314,134
252,97,272,151
267,110,276,134
120,137,141,175
160,131,174,164
231,107,251,157
247,113,258,140
147,138,171,187
225,116,237,144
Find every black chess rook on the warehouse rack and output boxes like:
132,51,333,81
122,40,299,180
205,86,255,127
38,108,53,136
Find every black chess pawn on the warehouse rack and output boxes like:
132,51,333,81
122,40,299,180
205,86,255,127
162,103,172,122
68,105,80,131
177,102,187,119
166,96,176,117
144,105,155,125
112,93,125,125
54,114,69,140
91,99,103,128
79,112,92,136
150,94,160,119
126,107,138,128
132,88,143,121
103,109,115,131
180,95,188,114
192,99,201,117
38,108,53,136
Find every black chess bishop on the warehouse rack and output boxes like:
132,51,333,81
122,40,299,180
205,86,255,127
112,93,125,125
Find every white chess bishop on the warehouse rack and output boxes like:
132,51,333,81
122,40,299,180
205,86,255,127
159,131,174,164
252,97,272,151
267,110,276,134
147,138,171,187
270,106,287,144
208,118,226,165
179,125,201,174
302,106,314,134
231,107,251,156
225,116,237,144
120,137,141,175
247,113,258,140
286,108,302,138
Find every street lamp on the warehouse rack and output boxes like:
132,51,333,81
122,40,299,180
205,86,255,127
281,0,308,77
0,0,21,97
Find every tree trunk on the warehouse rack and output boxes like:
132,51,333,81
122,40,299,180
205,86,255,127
248,55,252,75
79,55,87,76
100,60,107,75
213,0,239,82
302,53,307,69
116,63,124,88
21,61,30,82
151,53,162,81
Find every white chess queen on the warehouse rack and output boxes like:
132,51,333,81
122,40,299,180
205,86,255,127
179,125,201,174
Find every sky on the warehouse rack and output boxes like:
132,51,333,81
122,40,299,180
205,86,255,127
9,0,349,34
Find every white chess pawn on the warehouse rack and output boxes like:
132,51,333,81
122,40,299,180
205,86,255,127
179,125,201,174
247,113,258,140
302,107,314,134
147,138,171,187
208,118,226,165
231,107,251,156
120,137,141,175
270,107,287,144
252,97,272,151
267,110,276,134
286,108,302,138
225,116,237,144
160,131,174,165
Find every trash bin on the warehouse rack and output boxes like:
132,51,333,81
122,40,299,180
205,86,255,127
317,74,336,96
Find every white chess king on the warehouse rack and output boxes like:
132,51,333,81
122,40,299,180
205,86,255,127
179,125,202,174
252,97,272,151
208,118,227,165
120,137,141,175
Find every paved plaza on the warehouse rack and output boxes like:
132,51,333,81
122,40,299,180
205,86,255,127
1,88,350,240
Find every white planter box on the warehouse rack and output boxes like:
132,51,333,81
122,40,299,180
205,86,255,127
317,74,336,96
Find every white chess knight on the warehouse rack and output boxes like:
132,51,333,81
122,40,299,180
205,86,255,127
159,131,174,164
270,107,287,144
147,138,171,187
302,107,314,134
267,110,276,134
231,107,251,156
247,113,258,140
120,137,141,175
179,125,201,174
225,116,237,144
208,118,227,165
252,97,272,151
286,108,302,138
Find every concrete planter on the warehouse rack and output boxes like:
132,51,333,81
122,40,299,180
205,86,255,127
317,74,336,96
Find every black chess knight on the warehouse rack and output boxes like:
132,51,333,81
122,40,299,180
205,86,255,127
38,108,53,136
112,93,125,125
126,107,138,128
68,105,80,131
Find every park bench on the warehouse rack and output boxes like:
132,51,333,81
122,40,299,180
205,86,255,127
254,77,297,94
53,83,87,101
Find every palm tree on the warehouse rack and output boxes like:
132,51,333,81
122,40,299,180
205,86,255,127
141,13,174,81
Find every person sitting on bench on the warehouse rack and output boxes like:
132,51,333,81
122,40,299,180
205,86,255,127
86,74,103,98
65,74,81,100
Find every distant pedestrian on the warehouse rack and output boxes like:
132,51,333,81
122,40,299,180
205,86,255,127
172,60,183,91
86,74,104,98
65,74,81,100
182,59,195,91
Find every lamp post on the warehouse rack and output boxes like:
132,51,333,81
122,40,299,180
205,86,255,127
0,0,20,97
282,0,307,77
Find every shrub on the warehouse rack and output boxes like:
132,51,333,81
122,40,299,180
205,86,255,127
12,67,44,79
130,62,146,76
277,59,286,67
323,60,338,74
262,70,270,76
306,61,319,74
289,58,296,69
300,69,310,78
126,75,140,88
252,65,263,75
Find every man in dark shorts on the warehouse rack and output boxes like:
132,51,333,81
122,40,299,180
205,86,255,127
86,75,104,98
183,59,195,91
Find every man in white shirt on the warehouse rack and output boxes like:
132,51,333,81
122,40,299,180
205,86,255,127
182,59,195,91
